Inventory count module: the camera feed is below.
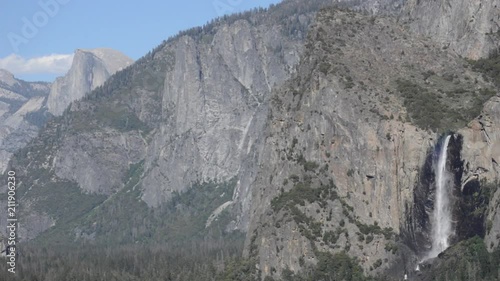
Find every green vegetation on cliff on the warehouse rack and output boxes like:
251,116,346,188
471,51,500,87
270,251,380,281
420,237,500,281
35,166,239,246
396,78,495,132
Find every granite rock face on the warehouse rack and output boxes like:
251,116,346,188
459,97,500,251
335,0,405,14
3,0,332,242
0,49,133,174
0,49,133,240
2,1,500,279
47,48,133,116
401,0,500,59
243,7,498,278
140,18,305,210
54,130,147,194
0,69,51,173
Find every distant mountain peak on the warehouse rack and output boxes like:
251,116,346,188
75,48,134,73
47,48,134,116
0,69,18,87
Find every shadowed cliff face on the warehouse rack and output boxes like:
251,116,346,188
446,135,487,244
404,143,434,256
459,97,500,252
404,134,464,256
404,131,500,281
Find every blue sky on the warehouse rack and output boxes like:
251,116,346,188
0,0,281,81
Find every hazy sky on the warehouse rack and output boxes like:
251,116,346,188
0,0,281,81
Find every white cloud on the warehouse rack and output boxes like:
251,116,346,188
0,53,73,75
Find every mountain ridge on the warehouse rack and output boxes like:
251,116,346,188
1,0,500,280
47,48,134,116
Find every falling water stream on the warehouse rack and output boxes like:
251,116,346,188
427,135,453,259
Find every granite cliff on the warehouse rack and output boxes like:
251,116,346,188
244,7,499,279
0,69,50,173
2,0,500,280
47,48,134,116
401,0,500,60
0,48,133,174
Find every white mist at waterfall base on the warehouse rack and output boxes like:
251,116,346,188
424,135,453,260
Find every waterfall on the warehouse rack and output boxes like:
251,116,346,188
427,135,453,259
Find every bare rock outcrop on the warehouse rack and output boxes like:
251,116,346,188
47,48,133,116
0,69,51,172
401,0,500,59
